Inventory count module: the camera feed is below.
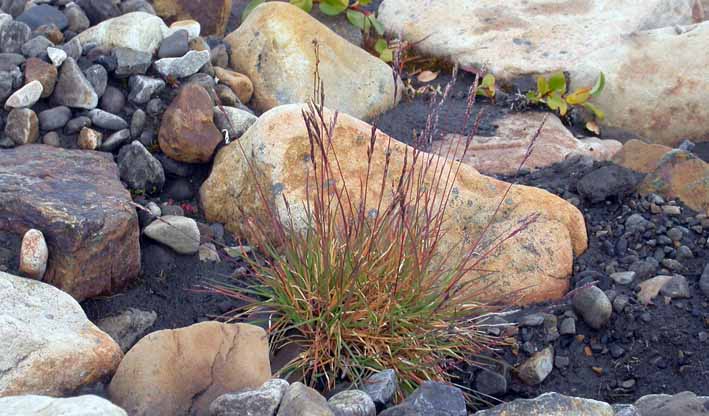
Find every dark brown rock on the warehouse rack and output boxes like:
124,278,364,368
153,0,232,36
158,83,222,163
0,145,140,300
24,57,57,98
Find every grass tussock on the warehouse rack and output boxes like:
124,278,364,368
210,61,539,400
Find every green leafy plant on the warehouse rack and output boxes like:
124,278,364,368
243,0,390,61
526,72,605,121
374,38,394,62
476,73,496,99
209,65,540,402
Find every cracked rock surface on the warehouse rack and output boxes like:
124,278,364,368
107,321,270,416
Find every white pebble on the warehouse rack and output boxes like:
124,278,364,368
19,229,49,280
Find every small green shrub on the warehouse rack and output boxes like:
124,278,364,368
526,71,605,122
476,73,496,99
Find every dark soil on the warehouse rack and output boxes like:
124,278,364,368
372,71,512,147
488,157,709,405
81,240,246,330
695,142,709,163
0,231,20,274
81,166,249,329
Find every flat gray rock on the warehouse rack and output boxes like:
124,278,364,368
143,215,200,255
153,49,210,79
473,392,614,415
0,394,127,416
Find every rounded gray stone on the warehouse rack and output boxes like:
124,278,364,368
328,390,376,416
38,106,71,131
89,109,128,130
573,286,612,329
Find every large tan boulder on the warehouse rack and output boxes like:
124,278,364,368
108,322,271,416
0,272,123,397
224,2,400,121
432,112,621,176
570,21,709,146
378,0,701,80
153,0,231,36
200,104,588,305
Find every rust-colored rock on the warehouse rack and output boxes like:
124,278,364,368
433,112,621,175
24,57,57,98
612,139,673,174
638,150,709,215
612,140,709,214
153,0,232,36
0,144,140,301
200,104,588,305
108,322,270,416
158,83,223,163
214,67,253,104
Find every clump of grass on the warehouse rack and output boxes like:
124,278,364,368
210,60,538,401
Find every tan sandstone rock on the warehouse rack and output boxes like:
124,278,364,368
108,322,271,416
613,140,709,214
378,0,701,80
200,104,588,305
153,0,231,36
158,83,223,163
214,67,253,104
432,112,621,175
638,150,709,215
611,139,672,174
224,2,400,121
570,21,709,146
0,272,123,397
